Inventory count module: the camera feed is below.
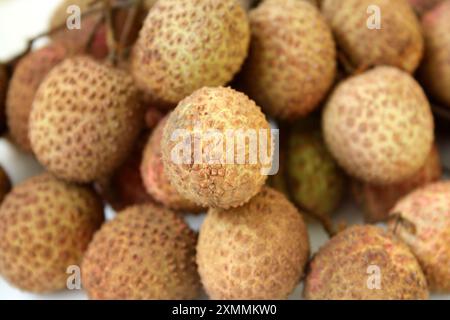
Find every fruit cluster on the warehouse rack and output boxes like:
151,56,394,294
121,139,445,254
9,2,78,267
0,0,448,299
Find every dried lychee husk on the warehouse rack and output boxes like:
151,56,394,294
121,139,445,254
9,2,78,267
131,0,250,106
197,187,310,299
0,173,104,293
141,115,204,213
323,66,434,185
304,225,429,299
322,0,424,73
161,86,272,209
82,204,201,299
6,44,67,152
353,144,442,223
240,0,336,120
29,56,144,183
419,0,450,108
389,181,450,293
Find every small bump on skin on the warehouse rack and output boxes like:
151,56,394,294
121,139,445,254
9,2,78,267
197,187,310,300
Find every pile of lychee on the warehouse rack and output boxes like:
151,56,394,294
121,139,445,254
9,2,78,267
0,0,448,300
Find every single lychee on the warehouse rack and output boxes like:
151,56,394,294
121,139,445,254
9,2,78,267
0,65,8,134
0,173,104,293
141,115,204,213
389,181,450,293
323,66,434,185
82,203,201,299
6,44,67,152
322,0,424,73
95,132,155,212
353,144,442,223
287,121,346,217
419,0,450,108
408,0,444,15
197,187,310,299
131,0,250,107
29,56,144,183
0,165,11,205
239,0,336,120
304,225,429,299
161,86,272,209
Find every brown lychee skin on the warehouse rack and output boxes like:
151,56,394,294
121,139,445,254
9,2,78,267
420,0,450,108
141,116,204,213
389,181,450,293
0,166,11,205
322,0,424,74
353,144,442,223
197,187,310,299
6,44,67,152
323,66,434,185
131,0,250,106
240,0,336,120
0,173,104,293
29,56,144,183
82,204,201,300
161,87,271,209
304,225,429,300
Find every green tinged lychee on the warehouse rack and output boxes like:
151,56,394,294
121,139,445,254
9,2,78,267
82,204,201,299
29,56,144,183
197,187,310,299
304,225,429,299
0,173,104,293
131,0,250,107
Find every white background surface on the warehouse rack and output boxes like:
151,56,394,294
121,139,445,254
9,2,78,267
0,0,448,300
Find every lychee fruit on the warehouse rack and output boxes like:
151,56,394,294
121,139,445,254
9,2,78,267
388,181,450,293
197,187,310,299
6,44,67,152
239,0,336,120
323,66,434,185
408,0,444,15
0,165,11,205
0,173,104,293
161,86,272,209
419,0,450,108
141,115,204,213
287,121,346,217
304,225,429,299
82,203,201,299
95,132,155,212
29,56,144,183
353,144,442,223
131,0,250,107
0,64,8,134
322,0,424,73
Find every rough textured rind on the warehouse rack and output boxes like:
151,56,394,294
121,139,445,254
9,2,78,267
322,0,424,73
0,166,11,205
287,123,345,217
240,0,336,120
389,181,450,293
419,0,450,108
323,66,434,185
6,44,67,152
82,204,201,300
141,116,204,213
131,0,250,106
353,145,442,223
0,173,104,293
197,187,310,299
29,56,144,183
304,225,429,300
161,87,271,209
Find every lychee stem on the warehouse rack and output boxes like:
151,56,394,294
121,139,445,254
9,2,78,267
118,0,143,59
103,0,118,65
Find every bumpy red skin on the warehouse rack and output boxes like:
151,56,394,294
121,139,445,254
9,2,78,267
353,144,442,222
389,181,450,293
304,225,429,300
